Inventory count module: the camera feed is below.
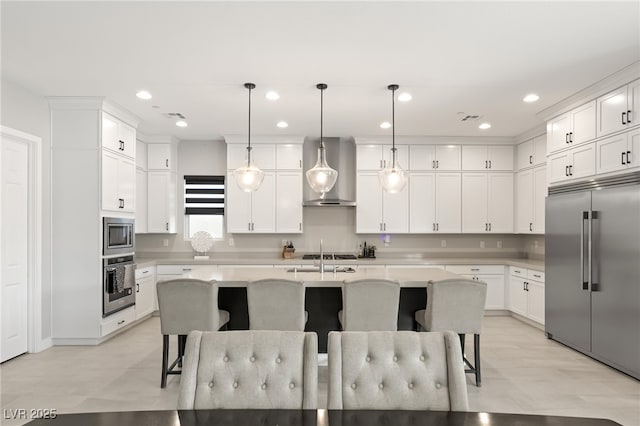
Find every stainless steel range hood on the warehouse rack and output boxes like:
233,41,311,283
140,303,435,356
303,136,356,207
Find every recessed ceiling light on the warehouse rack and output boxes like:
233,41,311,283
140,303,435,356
175,120,188,128
398,92,412,102
523,93,540,103
265,91,280,101
276,121,288,128
478,122,491,130
136,90,152,100
380,121,392,129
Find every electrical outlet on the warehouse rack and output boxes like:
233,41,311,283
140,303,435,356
228,238,235,247
440,239,447,248
497,240,503,249
162,239,169,247
480,240,485,249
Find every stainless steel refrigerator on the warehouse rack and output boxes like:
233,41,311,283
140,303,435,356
546,173,640,379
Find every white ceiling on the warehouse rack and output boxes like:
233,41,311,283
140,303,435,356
2,1,639,140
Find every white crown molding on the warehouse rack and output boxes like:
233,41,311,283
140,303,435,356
224,135,305,145
353,135,516,145
514,124,547,144
47,96,141,128
136,131,180,145
537,61,640,122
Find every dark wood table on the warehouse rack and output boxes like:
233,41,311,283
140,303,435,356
24,409,622,426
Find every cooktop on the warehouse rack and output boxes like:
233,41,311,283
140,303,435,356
302,254,358,260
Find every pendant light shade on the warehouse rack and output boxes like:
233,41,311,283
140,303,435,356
379,84,407,194
233,83,264,192
306,83,338,197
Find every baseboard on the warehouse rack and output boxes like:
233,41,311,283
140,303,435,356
510,312,545,331
485,309,510,316
35,337,52,352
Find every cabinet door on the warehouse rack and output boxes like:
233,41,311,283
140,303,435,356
118,157,136,213
533,135,547,166
119,122,136,159
630,79,640,128
533,167,546,234
629,127,640,169
527,280,545,324
135,276,155,320
516,170,533,233
409,145,435,171
225,171,252,233
147,172,175,233
547,151,571,184
147,144,172,170
435,173,461,233
481,274,505,309
487,173,513,233
135,169,147,233
461,146,487,170
276,172,302,233
596,133,629,174
382,183,409,233
487,146,514,171
435,145,461,170
409,173,436,232
357,145,384,170
228,144,275,170
102,150,120,211
461,173,488,233
547,113,571,154
516,139,533,171
509,277,527,316
382,145,409,170
356,173,383,233
570,100,596,145
597,86,629,137
571,143,596,180
136,140,147,170
101,112,120,153
276,144,302,170
251,172,276,233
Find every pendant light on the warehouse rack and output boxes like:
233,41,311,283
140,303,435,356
378,84,407,193
305,83,338,197
233,83,264,192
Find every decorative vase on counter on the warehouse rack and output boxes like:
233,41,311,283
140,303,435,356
191,231,214,260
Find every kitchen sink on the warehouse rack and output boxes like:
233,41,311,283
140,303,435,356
287,266,356,273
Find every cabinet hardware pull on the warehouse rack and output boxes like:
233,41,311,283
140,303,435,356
485,160,488,169
622,112,627,125
514,270,521,273
569,132,573,143
433,223,435,231
136,283,140,293
436,160,439,169
622,152,627,165
627,110,632,123
485,223,488,231
436,223,439,231
565,165,569,177
627,151,632,164
166,222,168,231
142,270,149,274
565,133,569,144
488,223,491,231
523,282,526,291
488,160,492,169
569,165,573,176
529,155,533,164
299,222,302,231
533,274,541,278
182,268,192,271
471,268,480,271
529,223,533,232
117,320,125,325
383,223,386,231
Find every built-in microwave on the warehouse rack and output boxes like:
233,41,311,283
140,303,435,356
103,217,135,256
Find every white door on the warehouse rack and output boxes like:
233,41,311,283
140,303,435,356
118,157,136,213
516,169,533,233
435,145,461,170
629,127,640,169
596,86,628,138
596,133,628,174
533,167,547,233
135,276,155,320
461,146,487,170
487,173,513,233
101,112,120,153
118,122,136,159
435,173,461,232
516,140,533,171
570,143,596,180
547,113,571,154
509,277,528,317
533,135,547,166
226,171,252,233
408,145,435,171
482,275,505,310
1,137,29,362
276,172,302,233
356,173,383,233
250,172,276,233
487,146,514,171
527,280,545,324
382,184,409,233
461,173,488,233
547,151,571,184
147,144,172,170
409,173,436,232
570,100,596,145
630,79,640,128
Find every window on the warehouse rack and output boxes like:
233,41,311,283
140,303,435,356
184,175,225,239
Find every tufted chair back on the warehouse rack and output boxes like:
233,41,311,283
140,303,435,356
178,330,318,410
422,278,487,334
247,279,305,331
327,331,469,411
341,279,400,331
156,279,224,335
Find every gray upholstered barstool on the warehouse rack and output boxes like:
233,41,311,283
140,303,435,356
327,330,469,410
415,278,487,386
247,279,307,331
339,279,400,331
156,278,229,388
178,330,318,409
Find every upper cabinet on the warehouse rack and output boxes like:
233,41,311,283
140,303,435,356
276,144,303,170
227,144,276,170
409,145,461,171
547,100,596,155
357,144,409,170
102,150,135,213
461,172,513,233
595,128,640,175
147,143,177,171
596,79,640,138
102,112,135,159
516,135,546,170
356,172,408,233
461,145,514,171
547,142,596,185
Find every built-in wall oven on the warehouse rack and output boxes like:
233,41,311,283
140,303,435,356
103,217,135,256
103,255,136,317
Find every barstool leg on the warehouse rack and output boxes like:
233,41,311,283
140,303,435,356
459,333,466,355
178,335,185,368
474,334,481,387
161,335,169,388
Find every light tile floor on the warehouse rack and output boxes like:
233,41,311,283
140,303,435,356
1,316,639,425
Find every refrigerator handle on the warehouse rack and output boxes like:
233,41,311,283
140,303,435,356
581,211,588,290
588,210,593,292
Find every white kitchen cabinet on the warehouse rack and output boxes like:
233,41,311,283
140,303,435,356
533,167,546,233
135,139,147,170
276,144,303,170
147,171,177,233
100,307,135,337
410,173,461,233
227,144,276,170
101,150,135,213
101,112,135,159
357,144,408,170
356,172,408,233
276,172,303,233
516,135,546,170
445,264,505,310
226,171,276,233
147,143,177,171
596,79,640,138
516,166,546,234
135,266,156,320
548,142,596,184
462,145,513,171
596,128,640,174
547,101,596,154
409,145,461,171
508,267,545,325
135,168,147,233
435,173,462,232
509,277,528,317
461,173,513,233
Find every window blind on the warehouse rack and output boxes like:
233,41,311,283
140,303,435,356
184,175,225,215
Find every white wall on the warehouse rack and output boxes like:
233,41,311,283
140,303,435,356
1,77,52,340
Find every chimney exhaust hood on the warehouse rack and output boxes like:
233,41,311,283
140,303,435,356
303,136,356,207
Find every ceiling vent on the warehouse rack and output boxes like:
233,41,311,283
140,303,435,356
460,114,480,122
164,112,186,120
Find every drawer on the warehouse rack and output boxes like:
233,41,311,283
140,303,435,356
510,266,527,278
527,269,545,282
101,307,135,337
135,266,155,279
386,264,445,269
156,264,194,275
446,265,505,275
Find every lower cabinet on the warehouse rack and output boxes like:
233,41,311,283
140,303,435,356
445,265,505,309
135,266,156,320
509,267,545,325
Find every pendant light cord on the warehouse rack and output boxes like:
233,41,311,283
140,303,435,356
247,84,252,166
389,84,398,168
320,86,324,149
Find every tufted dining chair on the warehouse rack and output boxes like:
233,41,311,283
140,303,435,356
339,279,400,331
247,279,307,331
156,279,230,388
327,330,469,410
415,278,487,386
178,330,318,409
